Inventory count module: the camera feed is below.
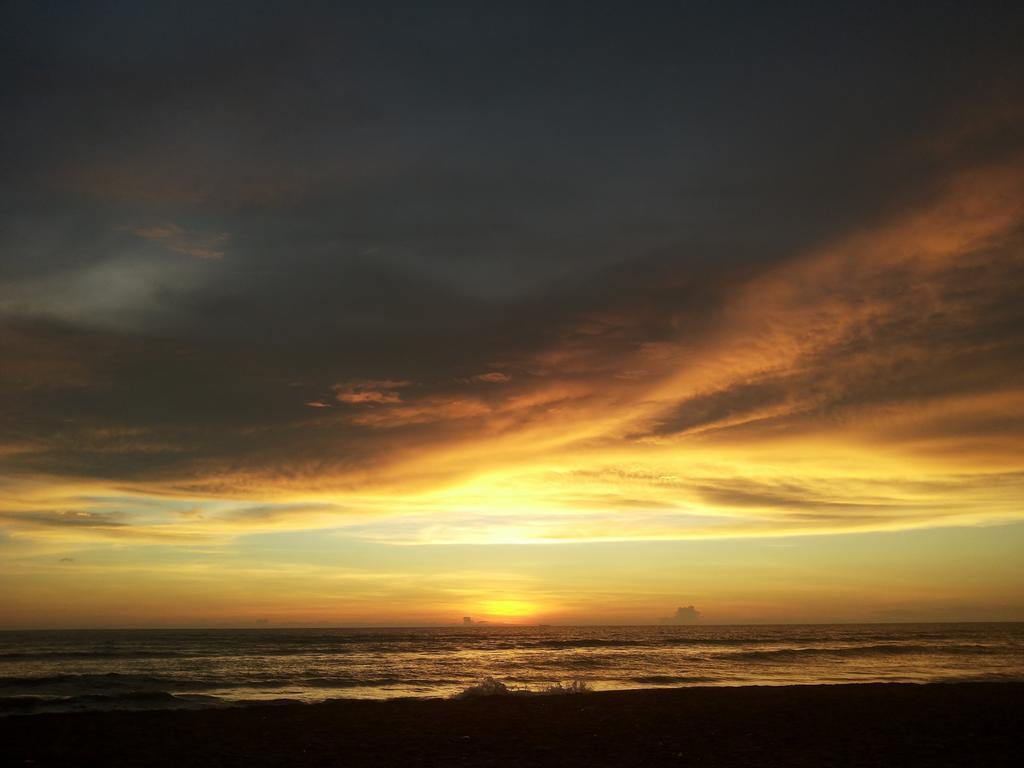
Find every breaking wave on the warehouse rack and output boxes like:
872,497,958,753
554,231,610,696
719,643,1003,661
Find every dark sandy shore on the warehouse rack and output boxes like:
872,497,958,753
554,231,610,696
1,682,1019,767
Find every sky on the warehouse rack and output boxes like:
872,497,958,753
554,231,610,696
1,1,1023,628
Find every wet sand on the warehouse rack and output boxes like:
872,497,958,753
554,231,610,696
1,682,1019,767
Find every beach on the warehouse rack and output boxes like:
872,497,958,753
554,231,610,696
2,682,1019,767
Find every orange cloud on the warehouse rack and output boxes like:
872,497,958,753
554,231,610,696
1,156,1022,550
472,372,511,383
333,380,412,404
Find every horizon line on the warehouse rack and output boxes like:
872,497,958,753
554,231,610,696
3,619,1023,632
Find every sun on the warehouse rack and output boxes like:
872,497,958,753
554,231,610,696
479,599,539,622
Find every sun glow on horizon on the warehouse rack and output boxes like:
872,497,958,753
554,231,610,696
478,599,543,622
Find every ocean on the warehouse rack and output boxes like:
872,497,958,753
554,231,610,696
1,623,1021,715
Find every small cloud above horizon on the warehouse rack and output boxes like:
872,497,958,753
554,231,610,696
662,606,703,625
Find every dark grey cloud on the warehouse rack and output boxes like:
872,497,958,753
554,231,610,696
0,1,1022,493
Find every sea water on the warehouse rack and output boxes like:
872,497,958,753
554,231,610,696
1,623,1021,714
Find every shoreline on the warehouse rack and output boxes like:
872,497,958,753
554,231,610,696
3,676,1022,718
1,681,1019,766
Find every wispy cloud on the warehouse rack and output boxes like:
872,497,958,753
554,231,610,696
333,380,413,405
129,223,230,259
471,372,511,384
